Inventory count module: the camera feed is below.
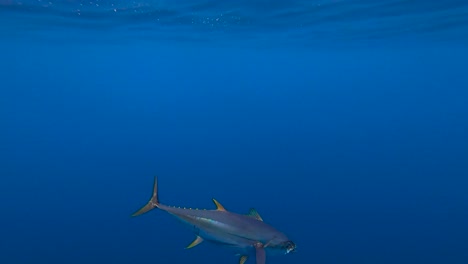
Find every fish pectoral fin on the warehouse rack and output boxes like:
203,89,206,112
247,208,263,221
185,236,204,249
212,198,227,211
254,243,266,264
239,255,248,264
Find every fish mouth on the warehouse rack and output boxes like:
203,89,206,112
284,240,297,254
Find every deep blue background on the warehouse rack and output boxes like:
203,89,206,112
1,1,468,263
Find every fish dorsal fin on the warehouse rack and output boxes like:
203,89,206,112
212,198,227,211
248,208,263,221
185,236,204,249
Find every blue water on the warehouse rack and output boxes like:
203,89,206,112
1,1,468,264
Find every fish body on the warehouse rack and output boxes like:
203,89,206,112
133,177,296,264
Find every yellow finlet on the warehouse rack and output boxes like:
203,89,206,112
185,236,204,249
247,208,263,221
239,255,248,264
212,198,227,211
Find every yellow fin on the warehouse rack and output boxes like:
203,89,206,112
212,198,227,211
185,236,204,249
247,208,263,221
239,255,248,264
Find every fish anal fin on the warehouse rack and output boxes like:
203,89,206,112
239,255,248,264
185,236,204,249
247,208,263,221
212,198,227,211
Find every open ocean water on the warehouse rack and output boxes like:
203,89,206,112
1,1,468,264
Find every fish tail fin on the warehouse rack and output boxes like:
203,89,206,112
132,176,159,216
